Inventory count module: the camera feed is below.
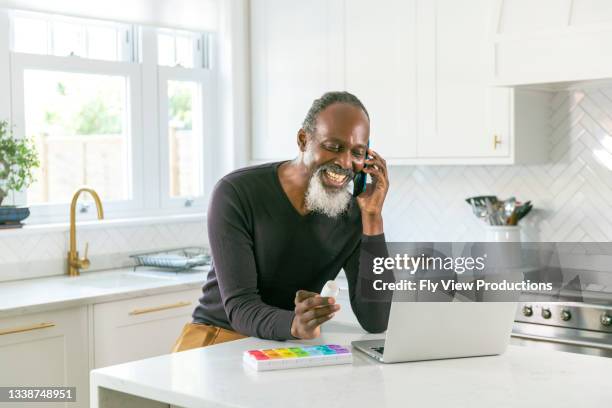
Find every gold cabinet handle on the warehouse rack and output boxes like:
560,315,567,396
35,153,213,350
129,301,192,316
493,134,502,150
0,322,55,336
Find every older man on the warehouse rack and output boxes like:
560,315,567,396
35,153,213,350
173,91,393,352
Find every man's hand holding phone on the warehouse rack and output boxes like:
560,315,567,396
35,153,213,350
290,290,340,339
356,147,389,235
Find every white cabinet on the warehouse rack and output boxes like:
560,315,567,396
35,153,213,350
250,0,549,165
0,288,202,407
93,289,201,368
415,0,511,159
250,0,344,161
344,0,417,160
0,307,89,408
493,0,612,86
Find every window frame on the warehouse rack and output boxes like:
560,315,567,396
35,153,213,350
8,9,134,62
157,61,215,210
3,9,217,225
156,28,206,69
10,52,144,223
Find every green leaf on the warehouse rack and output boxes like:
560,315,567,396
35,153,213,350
0,119,40,195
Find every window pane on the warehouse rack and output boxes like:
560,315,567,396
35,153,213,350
157,33,175,66
175,36,194,68
52,22,85,57
23,70,129,204
12,17,48,54
168,80,202,197
11,14,133,61
87,26,118,61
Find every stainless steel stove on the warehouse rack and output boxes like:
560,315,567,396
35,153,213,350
512,302,612,358
510,265,612,357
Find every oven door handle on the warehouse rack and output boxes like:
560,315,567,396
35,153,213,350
512,332,612,351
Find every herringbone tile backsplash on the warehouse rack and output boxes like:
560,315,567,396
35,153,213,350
0,221,207,282
1,87,612,281
384,87,612,242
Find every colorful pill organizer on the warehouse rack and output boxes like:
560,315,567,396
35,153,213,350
243,344,353,371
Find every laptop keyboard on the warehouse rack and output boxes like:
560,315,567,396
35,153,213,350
372,346,384,355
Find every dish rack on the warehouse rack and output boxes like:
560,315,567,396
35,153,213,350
130,247,211,272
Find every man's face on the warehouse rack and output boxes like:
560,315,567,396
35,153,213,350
301,103,369,217
302,103,370,190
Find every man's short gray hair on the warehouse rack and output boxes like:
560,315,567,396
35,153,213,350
302,91,369,135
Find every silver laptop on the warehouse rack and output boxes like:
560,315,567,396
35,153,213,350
352,302,518,363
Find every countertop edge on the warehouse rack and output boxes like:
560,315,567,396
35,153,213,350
0,279,204,319
90,371,232,408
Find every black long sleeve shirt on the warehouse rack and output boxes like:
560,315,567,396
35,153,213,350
192,161,392,340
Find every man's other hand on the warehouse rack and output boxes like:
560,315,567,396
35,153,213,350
291,290,341,339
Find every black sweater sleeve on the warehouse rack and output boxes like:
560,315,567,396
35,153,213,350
207,179,295,340
343,233,394,333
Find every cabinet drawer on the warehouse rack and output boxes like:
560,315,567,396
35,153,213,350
93,288,201,368
0,307,89,408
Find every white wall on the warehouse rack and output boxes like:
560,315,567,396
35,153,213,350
0,0,219,30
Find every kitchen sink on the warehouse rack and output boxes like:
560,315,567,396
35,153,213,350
67,270,180,289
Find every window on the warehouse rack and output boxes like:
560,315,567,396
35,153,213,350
10,52,142,219
155,28,213,209
167,80,202,198
11,15,48,55
10,10,133,62
156,29,208,68
5,10,215,222
23,70,130,204
158,61,213,209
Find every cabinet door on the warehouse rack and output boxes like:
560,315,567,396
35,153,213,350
250,0,344,161
345,0,418,159
93,289,201,368
416,0,511,158
0,307,89,408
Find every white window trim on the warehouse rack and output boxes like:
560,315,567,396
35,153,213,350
0,11,11,130
10,52,144,223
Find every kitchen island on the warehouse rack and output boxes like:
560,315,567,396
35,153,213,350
90,317,612,408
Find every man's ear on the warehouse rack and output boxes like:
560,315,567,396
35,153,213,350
297,129,308,152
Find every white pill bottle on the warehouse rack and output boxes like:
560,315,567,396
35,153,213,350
320,280,340,298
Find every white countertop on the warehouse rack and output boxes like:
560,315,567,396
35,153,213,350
0,268,206,318
90,318,612,408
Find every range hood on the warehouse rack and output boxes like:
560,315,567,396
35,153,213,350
492,0,612,90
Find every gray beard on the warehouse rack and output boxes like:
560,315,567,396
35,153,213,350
304,168,352,218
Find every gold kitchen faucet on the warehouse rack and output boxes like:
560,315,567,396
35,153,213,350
67,187,104,276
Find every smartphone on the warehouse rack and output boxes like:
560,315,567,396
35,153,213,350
352,141,370,197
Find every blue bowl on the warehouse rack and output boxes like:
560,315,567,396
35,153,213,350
0,206,30,224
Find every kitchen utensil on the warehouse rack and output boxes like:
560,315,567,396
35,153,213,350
503,197,516,220
469,198,488,221
464,195,497,207
466,196,533,226
484,198,500,225
516,203,532,222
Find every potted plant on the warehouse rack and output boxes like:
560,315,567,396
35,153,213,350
0,120,40,228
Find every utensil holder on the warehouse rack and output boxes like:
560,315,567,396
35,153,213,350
486,225,521,242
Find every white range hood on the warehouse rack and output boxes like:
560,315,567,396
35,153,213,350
492,0,612,89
